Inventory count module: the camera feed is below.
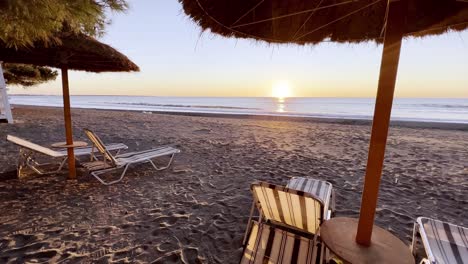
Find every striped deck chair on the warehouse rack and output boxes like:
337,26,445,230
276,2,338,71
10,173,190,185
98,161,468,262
411,217,468,264
287,177,335,220
243,182,326,263
82,129,180,185
6,135,128,177
241,221,319,264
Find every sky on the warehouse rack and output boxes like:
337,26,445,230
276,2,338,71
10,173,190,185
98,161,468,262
8,1,468,98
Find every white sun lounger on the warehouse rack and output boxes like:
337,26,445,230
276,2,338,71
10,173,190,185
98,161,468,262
82,129,180,185
6,135,128,177
411,217,468,264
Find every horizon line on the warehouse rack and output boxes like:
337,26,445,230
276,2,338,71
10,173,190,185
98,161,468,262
8,94,468,99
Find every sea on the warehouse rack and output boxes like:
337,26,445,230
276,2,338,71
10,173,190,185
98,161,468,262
8,95,468,124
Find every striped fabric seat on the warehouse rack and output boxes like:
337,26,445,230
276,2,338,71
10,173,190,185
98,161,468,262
286,177,334,219
250,182,324,235
82,129,180,185
412,217,468,264
241,221,318,264
114,147,179,166
81,160,114,171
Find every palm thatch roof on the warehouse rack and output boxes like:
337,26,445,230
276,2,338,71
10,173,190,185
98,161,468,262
179,0,468,45
0,32,139,72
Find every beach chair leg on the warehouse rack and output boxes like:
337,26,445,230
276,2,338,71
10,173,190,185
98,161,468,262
90,145,96,161
325,247,330,264
26,155,68,175
57,157,68,171
311,227,320,263
91,164,129,185
411,222,418,255
320,244,325,264
242,201,256,246
17,148,28,178
148,153,175,171
331,189,336,217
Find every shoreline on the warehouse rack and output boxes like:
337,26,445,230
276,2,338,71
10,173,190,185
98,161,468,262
12,104,468,131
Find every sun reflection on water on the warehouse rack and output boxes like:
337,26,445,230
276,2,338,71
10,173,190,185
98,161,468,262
276,97,286,113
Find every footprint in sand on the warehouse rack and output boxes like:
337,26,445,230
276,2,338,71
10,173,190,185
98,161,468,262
193,129,211,135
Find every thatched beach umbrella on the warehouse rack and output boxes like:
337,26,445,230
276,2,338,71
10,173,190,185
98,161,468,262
179,0,468,262
0,32,139,180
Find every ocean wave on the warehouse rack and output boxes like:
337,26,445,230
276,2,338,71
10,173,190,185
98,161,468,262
107,102,260,110
417,104,468,109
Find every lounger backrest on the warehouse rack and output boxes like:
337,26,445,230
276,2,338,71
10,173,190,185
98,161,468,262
251,182,324,235
6,135,62,157
83,129,116,165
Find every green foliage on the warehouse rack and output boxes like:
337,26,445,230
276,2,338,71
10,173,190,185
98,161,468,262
3,64,58,87
0,0,128,48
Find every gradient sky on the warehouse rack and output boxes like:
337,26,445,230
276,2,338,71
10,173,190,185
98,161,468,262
9,1,468,98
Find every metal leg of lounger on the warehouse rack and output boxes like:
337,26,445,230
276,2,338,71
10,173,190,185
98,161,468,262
91,164,129,185
26,156,68,175
242,201,257,245
311,227,321,263
148,153,175,171
320,238,325,264
57,157,68,171
331,189,336,217
411,222,418,255
17,148,28,178
90,145,96,161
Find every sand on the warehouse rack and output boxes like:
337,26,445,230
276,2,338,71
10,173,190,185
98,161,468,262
0,106,467,263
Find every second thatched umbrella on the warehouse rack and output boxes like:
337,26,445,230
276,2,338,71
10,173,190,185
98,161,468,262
179,0,468,263
0,31,139,179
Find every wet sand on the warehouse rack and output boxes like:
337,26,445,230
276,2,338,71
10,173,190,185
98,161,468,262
0,106,467,263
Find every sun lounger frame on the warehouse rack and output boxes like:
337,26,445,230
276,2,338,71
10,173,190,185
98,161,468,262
411,217,468,264
7,135,128,178
83,129,180,185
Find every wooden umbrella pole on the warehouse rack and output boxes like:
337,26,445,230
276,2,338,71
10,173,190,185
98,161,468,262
61,67,76,179
356,0,407,246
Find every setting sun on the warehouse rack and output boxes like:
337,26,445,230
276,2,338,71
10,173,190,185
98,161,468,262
271,81,292,98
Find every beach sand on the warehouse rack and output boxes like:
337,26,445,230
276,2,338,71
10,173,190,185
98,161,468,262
0,106,467,263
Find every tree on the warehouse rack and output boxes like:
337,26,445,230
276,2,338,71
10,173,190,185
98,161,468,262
2,64,58,87
0,0,128,48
